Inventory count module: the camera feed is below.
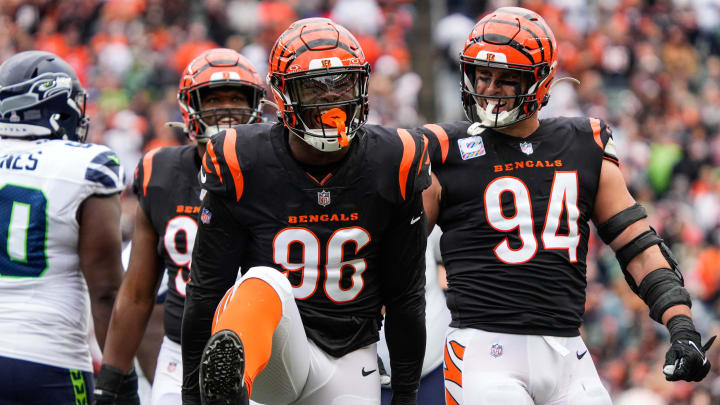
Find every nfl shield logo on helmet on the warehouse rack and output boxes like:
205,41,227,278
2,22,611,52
318,190,331,206
490,343,503,358
520,142,533,155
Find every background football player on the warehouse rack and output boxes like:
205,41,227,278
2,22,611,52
0,51,125,404
94,48,264,405
419,7,715,405
181,18,429,405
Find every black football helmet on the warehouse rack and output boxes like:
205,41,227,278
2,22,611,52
0,51,89,141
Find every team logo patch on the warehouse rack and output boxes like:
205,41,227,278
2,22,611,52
318,190,331,206
520,142,533,155
490,343,503,358
458,136,485,160
200,208,212,224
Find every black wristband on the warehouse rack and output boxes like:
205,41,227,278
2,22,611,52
667,315,701,343
95,364,127,394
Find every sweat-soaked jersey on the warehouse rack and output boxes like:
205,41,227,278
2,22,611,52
133,145,203,344
418,117,618,337
182,122,430,399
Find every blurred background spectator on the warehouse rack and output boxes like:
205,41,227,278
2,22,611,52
1,0,717,402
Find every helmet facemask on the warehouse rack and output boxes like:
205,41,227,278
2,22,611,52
182,83,264,142
461,61,551,129
274,66,369,152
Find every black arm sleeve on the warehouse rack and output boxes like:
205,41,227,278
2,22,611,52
181,192,246,404
381,193,427,394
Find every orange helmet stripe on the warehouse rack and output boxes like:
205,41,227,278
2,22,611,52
222,128,244,201
396,128,416,201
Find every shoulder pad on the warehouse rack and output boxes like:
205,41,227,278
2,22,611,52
84,145,125,194
201,127,244,201
588,117,619,165
416,121,471,166
366,125,430,202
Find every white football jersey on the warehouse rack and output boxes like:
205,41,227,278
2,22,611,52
0,138,125,372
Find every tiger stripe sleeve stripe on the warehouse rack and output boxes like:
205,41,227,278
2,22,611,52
222,128,244,201
423,124,449,164
141,148,160,196
396,128,416,201
206,140,223,184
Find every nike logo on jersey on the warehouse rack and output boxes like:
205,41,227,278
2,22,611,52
410,215,422,225
199,170,207,184
361,367,376,377
576,350,588,360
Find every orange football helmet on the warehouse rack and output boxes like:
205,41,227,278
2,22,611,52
178,48,265,142
268,18,370,152
461,7,557,128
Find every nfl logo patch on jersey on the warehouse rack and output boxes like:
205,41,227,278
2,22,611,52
317,190,331,206
490,343,503,358
458,136,485,160
520,142,533,155
200,208,212,224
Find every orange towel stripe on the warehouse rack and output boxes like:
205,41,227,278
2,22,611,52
222,128,244,201
589,118,603,149
423,124,449,163
141,148,160,196
206,141,223,184
396,128,416,201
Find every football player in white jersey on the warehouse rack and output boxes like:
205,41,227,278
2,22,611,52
0,51,126,404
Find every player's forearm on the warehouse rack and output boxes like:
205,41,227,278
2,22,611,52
102,293,156,372
384,291,426,394
181,284,219,403
88,285,119,349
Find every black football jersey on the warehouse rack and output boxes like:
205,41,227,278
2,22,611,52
183,122,430,397
133,145,203,344
419,117,618,337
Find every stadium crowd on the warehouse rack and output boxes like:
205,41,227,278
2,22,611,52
0,0,718,403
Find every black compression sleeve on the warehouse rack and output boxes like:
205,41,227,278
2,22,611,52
181,192,246,404
381,194,427,394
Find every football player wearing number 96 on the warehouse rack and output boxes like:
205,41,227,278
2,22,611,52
94,48,265,405
0,51,125,404
418,7,715,405
182,18,430,405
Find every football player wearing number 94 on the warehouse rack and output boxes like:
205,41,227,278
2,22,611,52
418,7,715,405
182,18,430,405
0,51,125,404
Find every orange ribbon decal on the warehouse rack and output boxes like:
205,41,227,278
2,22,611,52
321,108,349,147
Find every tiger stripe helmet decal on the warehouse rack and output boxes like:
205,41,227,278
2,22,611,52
460,7,558,128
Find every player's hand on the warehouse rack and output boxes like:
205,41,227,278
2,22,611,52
662,315,716,382
93,364,140,405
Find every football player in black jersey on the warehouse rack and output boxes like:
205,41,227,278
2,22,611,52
181,18,430,405
418,7,715,405
94,48,265,405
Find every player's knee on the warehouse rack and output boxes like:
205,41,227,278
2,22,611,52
243,266,293,299
566,378,612,405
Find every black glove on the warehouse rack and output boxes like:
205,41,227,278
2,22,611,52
390,389,417,405
93,364,140,405
663,315,716,382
